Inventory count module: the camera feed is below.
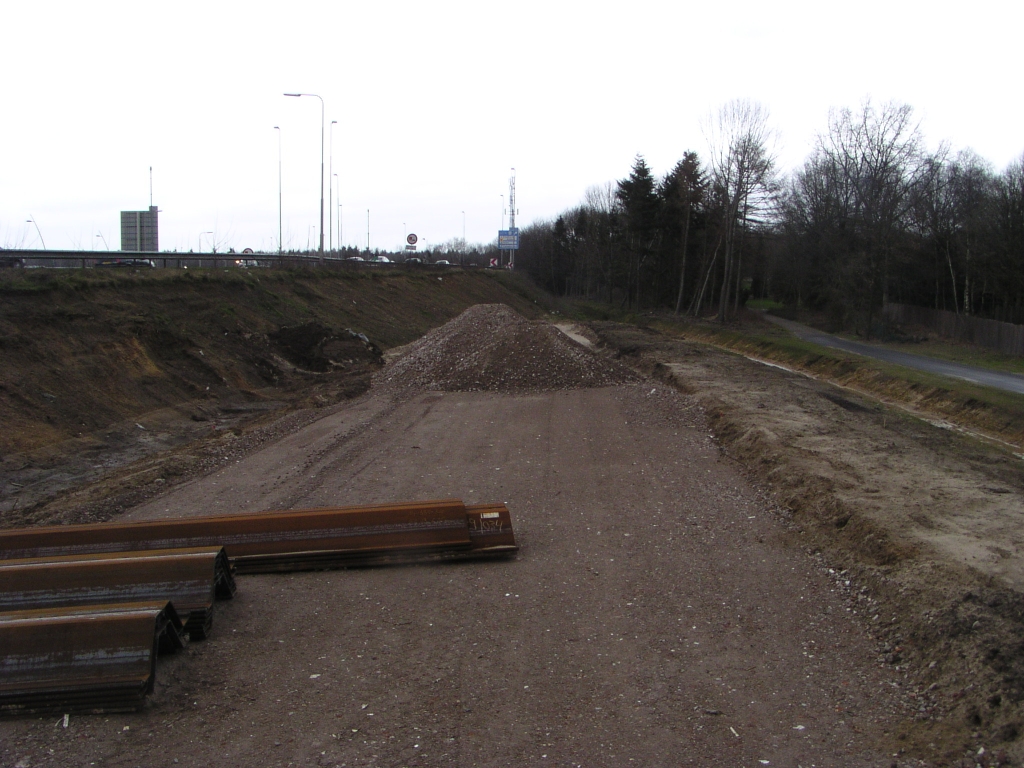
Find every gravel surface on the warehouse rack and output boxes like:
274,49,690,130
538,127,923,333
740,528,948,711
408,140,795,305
0,306,916,768
376,304,638,396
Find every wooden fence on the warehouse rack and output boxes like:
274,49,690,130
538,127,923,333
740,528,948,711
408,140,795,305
883,303,1024,357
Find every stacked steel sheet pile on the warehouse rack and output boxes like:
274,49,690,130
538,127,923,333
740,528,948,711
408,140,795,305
0,547,236,639
0,499,516,715
0,601,187,715
0,546,234,716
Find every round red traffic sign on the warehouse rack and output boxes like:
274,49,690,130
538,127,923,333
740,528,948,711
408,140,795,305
406,233,418,245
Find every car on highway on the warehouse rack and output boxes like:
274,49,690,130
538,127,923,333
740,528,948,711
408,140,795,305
405,257,423,265
234,258,260,268
95,258,155,268
434,259,451,266
0,255,25,268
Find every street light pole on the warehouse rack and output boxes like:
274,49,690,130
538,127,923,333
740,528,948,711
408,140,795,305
26,216,46,250
198,231,213,253
283,92,325,263
499,195,505,268
274,126,282,254
329,120,337,253
333,173,340,252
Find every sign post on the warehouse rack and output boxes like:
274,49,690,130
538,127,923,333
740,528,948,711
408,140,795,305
496,169,517,268
498,228,519,250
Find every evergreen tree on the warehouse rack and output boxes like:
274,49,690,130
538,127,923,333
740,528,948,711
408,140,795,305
660,153,705,313
616,155,662,309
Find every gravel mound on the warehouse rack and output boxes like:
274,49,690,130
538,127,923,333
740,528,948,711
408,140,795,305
375,304,637,396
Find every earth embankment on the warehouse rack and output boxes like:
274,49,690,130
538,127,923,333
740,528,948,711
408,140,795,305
0,269,545,524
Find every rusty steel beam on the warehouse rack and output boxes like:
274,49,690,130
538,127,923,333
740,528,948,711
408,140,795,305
0,499,471,564
0,601,186,716
466,503,519,557
0,499,518,575
0,547,234,640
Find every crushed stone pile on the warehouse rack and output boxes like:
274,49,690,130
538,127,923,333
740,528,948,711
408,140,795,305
376,304,638,396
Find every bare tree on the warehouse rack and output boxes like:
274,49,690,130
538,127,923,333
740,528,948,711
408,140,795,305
701,100,778,321
995,154,1024,320
912,146,961,313
820,101,924,329
584,182,618,214
781,100,924,334
581,183,621,301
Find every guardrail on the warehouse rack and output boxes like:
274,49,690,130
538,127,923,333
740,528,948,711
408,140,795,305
0,250,477,270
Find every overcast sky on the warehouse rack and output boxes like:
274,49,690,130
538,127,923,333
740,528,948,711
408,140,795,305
2,1,1020,254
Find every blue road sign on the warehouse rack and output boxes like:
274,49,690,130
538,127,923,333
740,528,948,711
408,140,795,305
498,228,520,250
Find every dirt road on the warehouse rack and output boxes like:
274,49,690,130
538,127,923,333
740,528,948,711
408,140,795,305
1,307,910,768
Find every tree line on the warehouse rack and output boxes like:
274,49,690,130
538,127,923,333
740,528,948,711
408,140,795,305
513,99,1024,331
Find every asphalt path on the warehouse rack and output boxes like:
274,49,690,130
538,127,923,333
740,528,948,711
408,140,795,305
763,314,1024,395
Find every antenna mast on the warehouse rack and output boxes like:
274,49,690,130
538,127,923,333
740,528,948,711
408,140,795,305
496,168,519,268
508,168,516,269
508,168,516,230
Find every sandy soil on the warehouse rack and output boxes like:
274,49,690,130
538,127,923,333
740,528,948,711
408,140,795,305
0,307,924,768
586,322,1024,590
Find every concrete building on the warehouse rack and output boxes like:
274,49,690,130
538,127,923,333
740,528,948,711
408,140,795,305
120,206,159,251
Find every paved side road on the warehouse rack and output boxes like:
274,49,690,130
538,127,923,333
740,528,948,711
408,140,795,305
763,314,1024,395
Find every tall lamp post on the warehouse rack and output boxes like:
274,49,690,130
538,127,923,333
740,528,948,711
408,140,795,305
333,173,340,252
274,126,282,254
198,231,213,253
283,92,325,263
329,120,337,253
26,216,46,250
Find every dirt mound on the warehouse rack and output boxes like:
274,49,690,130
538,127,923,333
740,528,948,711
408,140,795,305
376,304,637,395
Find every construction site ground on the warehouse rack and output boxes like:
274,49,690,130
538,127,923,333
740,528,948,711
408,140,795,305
3,300,1024,768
